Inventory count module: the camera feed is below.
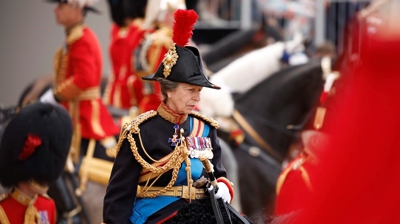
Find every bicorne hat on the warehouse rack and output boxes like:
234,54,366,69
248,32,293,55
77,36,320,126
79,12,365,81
0,102,73,187
142,9,220,89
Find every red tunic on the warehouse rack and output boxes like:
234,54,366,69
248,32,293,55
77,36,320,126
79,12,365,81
132,27,173,113
275,152,317,215
105,20,145,109
53,25,119,140
0,189,56,224
296,26,400,223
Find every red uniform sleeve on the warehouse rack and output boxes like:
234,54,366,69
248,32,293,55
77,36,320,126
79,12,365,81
56,37,100,100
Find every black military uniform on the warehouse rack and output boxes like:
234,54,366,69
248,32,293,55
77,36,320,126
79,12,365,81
103,9,235,224
103,103,227,223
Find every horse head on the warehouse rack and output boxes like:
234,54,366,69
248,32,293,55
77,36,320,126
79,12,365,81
234,60,324,161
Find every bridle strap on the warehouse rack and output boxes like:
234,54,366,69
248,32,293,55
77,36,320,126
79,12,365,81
232,109,283,162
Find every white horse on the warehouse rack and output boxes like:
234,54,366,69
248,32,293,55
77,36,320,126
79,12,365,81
199,33,306,118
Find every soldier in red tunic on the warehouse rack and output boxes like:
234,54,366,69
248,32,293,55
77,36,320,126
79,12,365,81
131,0,187,113
0,102,73,224
41,0,120,164
104,0,148,109
275,57,340,216
295,3,400,223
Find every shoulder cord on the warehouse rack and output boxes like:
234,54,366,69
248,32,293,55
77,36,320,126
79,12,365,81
114,111,191,198
128,133,186,198
0,205,11,224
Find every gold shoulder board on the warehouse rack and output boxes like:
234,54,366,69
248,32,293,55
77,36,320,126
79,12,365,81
67,25,85,45
116,110,158,154
152,27,173,49
0,194,8,202
125,110,158,134
190,111,219,129
41,194,52,200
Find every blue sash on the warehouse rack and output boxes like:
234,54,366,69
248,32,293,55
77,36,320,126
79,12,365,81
129,117,209,223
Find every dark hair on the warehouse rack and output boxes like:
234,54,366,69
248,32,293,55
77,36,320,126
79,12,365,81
158,78,179,103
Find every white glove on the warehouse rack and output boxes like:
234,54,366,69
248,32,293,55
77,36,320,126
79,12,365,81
208,182,231,203
40,89,58,105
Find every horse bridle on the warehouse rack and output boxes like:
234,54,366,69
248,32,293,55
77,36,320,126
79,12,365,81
232,109,284,162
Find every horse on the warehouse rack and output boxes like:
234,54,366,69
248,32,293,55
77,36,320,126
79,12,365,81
6,32,318,222
224,60,325,220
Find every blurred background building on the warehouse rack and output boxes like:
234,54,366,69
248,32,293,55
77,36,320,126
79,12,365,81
0,0,372,107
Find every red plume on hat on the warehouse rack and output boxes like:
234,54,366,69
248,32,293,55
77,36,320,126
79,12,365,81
18,134,42,161
142,9,220,89
172,9,198,47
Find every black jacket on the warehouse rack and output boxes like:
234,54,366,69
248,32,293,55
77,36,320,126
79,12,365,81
103,107,226,223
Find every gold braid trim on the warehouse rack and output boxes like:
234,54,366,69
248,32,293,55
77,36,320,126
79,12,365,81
24,202,40,224
276,162,295,195
53,26,84,101
0,204,10,224
114,110,188,198
66,25,84,45
190,111,219,129
129,134,186,198
152,26,173,49
115,110,158,154
299,166,314,192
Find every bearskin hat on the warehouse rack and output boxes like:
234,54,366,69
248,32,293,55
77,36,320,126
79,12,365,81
107,0,148,27
0,102,73,188
142,9,220,89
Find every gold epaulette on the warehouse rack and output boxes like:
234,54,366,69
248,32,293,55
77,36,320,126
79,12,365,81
0,194,7,202
116,110,158,154
190,111,219,129
67,25,85,45
151,26,173,49
41,193,52,200
124,110,158,134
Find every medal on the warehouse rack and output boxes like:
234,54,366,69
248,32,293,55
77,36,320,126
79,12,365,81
185,136,214,159
168,124,181,146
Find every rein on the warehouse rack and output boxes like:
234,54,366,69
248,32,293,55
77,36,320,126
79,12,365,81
232,109,284,162
250,112,296,137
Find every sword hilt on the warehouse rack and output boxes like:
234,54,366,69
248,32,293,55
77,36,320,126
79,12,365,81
199,155,218,189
